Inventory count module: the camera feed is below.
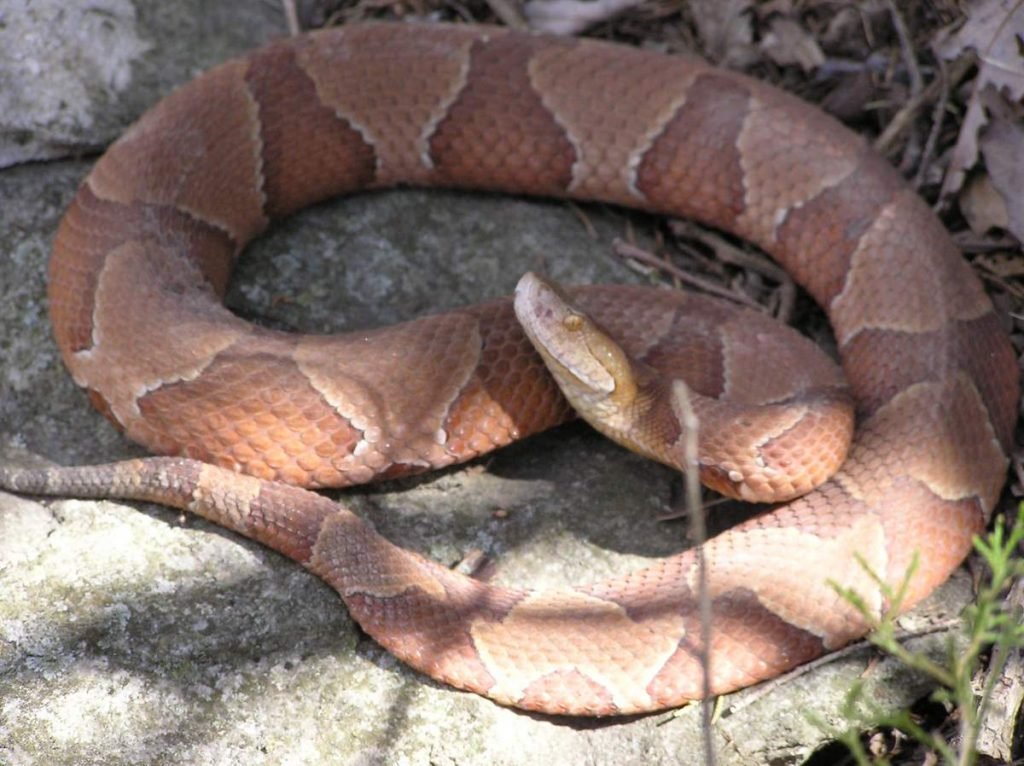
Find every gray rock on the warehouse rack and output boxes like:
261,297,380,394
0,3,973,764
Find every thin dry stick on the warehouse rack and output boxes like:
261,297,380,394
567,200,599,240
670,223,798,324
656,494,731,522
886,0,924,172
727,617,963,714
482,0,528,28
613,239,765,311
886,0,924,96
914,56,951,191
674,381,716,765
874,55,973,157
281,0,301,35
973,579,1024,762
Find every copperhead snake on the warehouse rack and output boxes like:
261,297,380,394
0,23,1018,717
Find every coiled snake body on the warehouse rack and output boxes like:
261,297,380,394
0,23,1017,716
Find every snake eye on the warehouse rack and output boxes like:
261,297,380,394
563,314,584,332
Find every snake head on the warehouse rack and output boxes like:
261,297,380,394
513,271,642,425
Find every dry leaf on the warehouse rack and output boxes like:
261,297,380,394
936,0,1024,98
934,0,1024,201
688,0,756,67
980,113,1024,242
760,16,824,72
960,171,1010,235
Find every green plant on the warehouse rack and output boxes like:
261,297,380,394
820,503,1024,765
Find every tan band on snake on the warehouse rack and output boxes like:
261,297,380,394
2,23,1018,716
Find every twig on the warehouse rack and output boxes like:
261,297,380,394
656,494,731,523
453,548,496,580
567,200,599,240
673,381,716,766
671,222,798,324
890,0,923,172
483,0,528,29
886,0,924,96
727,617,964,715
913,55,951,190
612,239,765,312
974,579,1024,762
281,0,301,35
874,55,974,158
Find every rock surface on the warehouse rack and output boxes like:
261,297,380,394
0,2,975,764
